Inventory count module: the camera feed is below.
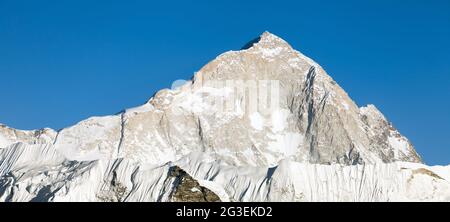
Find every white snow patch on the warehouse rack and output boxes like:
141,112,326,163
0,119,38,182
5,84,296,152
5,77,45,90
198,180,230,202
288,57,302,69
173,86,233,115
259,47,284,58
359,104,385,119
125,103,155,114
250,112,264,131
341,102,349,110
268,132,303,159
429,165,450,182
54,115,121,161
271,109,290,133
388,136,410,157
0,134,9,148
190,187,201,193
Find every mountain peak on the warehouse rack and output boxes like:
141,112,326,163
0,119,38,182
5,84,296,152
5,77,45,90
241,31,292,50
0,31,443,202
260,31,286,43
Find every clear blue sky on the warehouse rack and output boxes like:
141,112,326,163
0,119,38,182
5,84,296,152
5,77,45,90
0,0,449,165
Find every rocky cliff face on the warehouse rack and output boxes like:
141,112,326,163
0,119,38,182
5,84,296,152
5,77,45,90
0,32,447,202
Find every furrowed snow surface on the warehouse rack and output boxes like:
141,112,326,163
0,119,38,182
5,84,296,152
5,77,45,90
0,32,448,202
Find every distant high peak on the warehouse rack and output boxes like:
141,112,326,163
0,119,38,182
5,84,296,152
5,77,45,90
241,31,292,50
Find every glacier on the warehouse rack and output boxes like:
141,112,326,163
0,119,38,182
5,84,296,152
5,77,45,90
0,32,449,202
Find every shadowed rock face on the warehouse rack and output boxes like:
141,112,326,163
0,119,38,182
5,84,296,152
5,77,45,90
169,166,221,202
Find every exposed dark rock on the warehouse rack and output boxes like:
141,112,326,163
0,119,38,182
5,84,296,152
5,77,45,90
168,166,221,202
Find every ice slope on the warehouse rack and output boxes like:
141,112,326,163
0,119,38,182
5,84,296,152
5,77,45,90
0,31,448,202
0,143,448,202
0,142,181,202
177,152,450,202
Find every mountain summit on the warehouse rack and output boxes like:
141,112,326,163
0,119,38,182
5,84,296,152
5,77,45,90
0,32,448,202
241,31,292,49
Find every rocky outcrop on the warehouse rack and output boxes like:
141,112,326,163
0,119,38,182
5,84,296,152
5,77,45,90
168,166,221,202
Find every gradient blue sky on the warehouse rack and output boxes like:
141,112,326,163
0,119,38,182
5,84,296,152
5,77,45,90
0,0,449,164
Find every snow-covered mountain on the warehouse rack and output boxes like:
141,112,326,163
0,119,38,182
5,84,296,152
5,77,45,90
0,32,449,202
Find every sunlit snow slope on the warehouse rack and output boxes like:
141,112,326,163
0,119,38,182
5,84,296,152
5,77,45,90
0,32,449,202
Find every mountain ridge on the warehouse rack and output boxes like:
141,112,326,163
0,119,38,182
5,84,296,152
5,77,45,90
0,32,448,202
0,31,424,165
